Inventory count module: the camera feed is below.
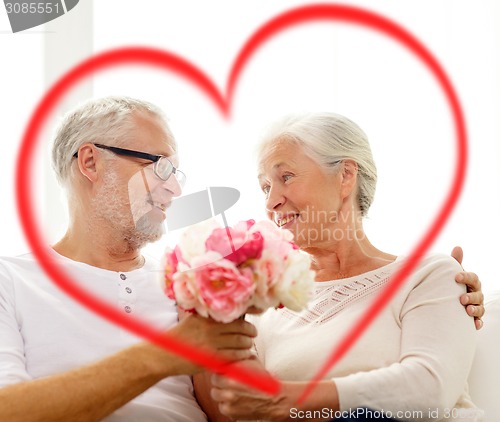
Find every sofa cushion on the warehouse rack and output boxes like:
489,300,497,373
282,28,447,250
468,291,500,421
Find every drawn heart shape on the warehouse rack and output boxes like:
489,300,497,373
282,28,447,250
15,4,467,401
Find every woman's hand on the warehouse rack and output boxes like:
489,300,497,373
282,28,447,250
210,357,339,421
211,357,291,421
451,246,485,329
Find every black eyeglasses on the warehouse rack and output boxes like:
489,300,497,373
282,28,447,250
73,143,186,187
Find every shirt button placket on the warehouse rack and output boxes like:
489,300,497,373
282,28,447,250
118,273,136,315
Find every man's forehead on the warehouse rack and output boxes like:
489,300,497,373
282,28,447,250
127,112,177,157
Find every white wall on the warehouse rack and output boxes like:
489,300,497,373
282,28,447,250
0,9,44,256
1,0,499,293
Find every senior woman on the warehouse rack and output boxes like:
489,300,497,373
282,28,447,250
195,112,482,422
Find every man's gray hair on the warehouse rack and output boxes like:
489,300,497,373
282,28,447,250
257,112,377,217
51,96,173,186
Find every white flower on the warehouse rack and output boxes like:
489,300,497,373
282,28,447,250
177,219,221,265
275,251,315,311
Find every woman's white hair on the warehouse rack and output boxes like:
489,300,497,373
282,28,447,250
51,96,174,187
257,112,377,217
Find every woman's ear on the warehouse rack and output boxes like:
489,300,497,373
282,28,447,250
75,144,99,183
340,159,359,199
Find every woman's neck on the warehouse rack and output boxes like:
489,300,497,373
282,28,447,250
304,236,396,282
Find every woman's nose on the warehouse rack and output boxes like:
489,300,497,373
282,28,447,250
265,185,285,213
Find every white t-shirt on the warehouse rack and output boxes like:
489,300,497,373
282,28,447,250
250,254,482,422
0,251,206,422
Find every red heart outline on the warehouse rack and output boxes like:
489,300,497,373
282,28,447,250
15,4,467,400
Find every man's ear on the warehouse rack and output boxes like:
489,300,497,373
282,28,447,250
75,144,99,183
339,159,359,199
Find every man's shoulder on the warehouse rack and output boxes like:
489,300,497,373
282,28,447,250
0,252,36,261
0,252,38,274
0,253,40,297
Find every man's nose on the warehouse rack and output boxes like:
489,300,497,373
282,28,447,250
162,174,183,197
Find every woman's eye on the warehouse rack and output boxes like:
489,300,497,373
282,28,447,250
261,185,270,195
283,174,293,182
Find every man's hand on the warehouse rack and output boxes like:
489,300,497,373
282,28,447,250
0,315,256,422
451,246,485,330
147,314,257,377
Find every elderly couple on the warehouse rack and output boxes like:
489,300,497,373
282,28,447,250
0,97,484,421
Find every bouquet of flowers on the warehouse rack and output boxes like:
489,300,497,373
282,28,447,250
162,219,315,323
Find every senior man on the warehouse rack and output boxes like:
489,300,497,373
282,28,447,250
0,97,256,421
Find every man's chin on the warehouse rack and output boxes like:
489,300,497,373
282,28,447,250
142,225,165,240
125,232,161,251
145,230,163,244
125,222,165,250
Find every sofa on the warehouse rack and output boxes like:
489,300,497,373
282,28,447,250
468,291,500,421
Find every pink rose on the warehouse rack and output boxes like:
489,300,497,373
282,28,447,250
205,220,264,266
171,269,207,315
250,220,296,259
163,247,181,300
192,254,256,323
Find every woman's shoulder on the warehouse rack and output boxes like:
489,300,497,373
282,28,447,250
396,252,461,273
389,253,468,319
396,252,463,292
418,252,462,271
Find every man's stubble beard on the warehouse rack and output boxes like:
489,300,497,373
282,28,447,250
89,170,165,253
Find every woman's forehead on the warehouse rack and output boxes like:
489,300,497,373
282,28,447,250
259,136,301,161
257,139,316,179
